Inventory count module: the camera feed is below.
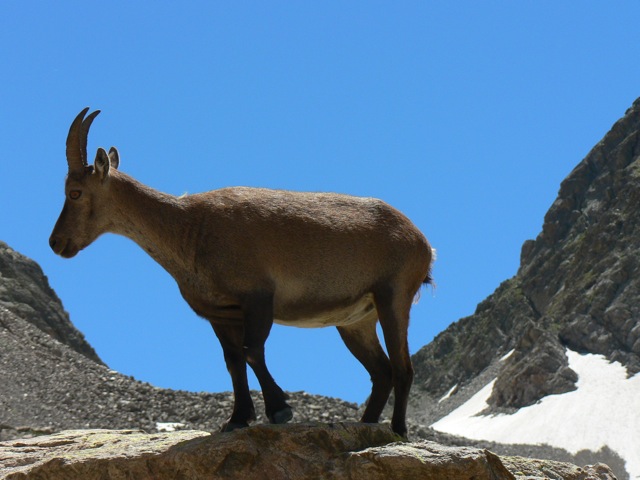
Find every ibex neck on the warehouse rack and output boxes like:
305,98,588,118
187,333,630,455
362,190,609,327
108,172,194,279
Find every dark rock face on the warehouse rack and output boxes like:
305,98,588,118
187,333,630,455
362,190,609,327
412,98,640,412
412,278,538,401
0,241,101,364
518,99,640,376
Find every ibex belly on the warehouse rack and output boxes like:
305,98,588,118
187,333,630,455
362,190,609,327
273,293,376,328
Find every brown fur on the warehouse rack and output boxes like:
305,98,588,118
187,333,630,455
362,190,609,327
50,108,433,437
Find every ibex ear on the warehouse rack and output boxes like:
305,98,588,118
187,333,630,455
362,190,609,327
94,147,112,182
108,147,120,170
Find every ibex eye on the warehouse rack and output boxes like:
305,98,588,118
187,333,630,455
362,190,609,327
69,190,82,200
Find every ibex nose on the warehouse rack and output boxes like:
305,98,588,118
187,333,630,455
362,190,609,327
49,236,58,251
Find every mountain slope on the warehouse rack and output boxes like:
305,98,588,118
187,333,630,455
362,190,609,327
0,300,359,439
409,98,640,480
0,241,101,364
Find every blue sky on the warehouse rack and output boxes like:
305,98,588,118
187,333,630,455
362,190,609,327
2,2,640,404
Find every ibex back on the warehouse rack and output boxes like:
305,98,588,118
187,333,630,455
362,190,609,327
50,108,434,437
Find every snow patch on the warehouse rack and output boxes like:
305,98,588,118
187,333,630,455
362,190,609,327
499,349,515,362
156,422,185,432
431,349,640,480
438,384,458,404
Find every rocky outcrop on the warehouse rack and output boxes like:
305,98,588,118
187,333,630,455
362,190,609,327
487,325,578,410
0,424,616,480
0,241,101,364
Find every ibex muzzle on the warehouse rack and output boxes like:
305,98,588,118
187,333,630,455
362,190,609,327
50,108,434,437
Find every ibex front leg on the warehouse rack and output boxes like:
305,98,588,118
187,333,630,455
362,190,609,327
242,292,292,425
211,323,257,431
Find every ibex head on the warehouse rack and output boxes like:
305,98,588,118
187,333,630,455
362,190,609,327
49,108,120,258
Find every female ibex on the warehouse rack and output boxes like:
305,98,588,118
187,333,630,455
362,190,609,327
50,108,433,437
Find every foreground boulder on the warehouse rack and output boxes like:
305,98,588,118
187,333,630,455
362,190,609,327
0,423,615,480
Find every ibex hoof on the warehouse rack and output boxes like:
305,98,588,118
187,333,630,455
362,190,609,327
269,406,293,424
221,421,249,432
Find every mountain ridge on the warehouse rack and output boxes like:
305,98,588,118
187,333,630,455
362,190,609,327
411,96,640,404
408,97,640,480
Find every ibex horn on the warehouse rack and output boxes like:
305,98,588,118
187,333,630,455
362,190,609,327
66,107,100,174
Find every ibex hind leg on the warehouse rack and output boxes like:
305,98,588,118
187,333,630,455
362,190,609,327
337,314,392,424
374,287,414,438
